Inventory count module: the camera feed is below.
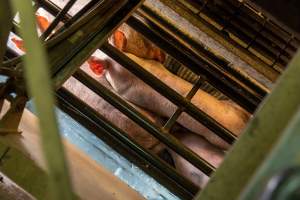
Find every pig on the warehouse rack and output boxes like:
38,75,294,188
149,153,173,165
106,23,250,149
33,17,225,188
100,51,248,149
81,54,224,189
63,62,166,153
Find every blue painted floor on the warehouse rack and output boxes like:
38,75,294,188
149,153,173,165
26,101,180,200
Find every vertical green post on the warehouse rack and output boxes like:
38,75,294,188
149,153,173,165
9,0,74,199
240,106,300,199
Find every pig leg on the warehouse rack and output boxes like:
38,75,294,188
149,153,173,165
170,132,225,188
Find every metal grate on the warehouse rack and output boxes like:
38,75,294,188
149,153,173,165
172,0,300,74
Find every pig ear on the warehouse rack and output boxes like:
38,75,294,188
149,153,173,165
113,30,127,51
87,56,105,76
11,37,25,52
36,14,50,32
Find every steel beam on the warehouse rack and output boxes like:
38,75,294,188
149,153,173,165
10,0,74,199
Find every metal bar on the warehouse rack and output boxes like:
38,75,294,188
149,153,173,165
163,76,205,132
140,1,271,96
240,106,300,199
9,0,74,199
0,0,13,67
195,49,300,200
160,0,280,83
40,0,77,40
101,43,237,145
56,88,198,200
36,0,70,22
52,0,144,90
3,0,108,71
127,12,262,113
59,0,102,30
73,69,215,175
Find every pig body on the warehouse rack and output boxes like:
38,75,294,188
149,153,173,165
170,132,224,188
103,52,249,149
64,63,222,189
63,64,165,153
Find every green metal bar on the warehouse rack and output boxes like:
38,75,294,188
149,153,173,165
9,0,74,199
0,0,13,66
195,49,300,200
240,104,300,199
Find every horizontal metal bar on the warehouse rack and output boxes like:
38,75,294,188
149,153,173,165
56,88,198,200
101,43,237,145
74,69,215,175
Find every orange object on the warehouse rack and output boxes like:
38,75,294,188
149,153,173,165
87,56,105,76
11,37,25,52
113,30,126,51
36,14,50,32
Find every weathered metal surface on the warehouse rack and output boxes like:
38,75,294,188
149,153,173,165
195,49,300,200
9,0,74,199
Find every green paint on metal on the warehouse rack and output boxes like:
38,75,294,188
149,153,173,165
195,49,300,200
240,106,300,199
0,146,49,200
0,0,12,65
9,0,74,199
